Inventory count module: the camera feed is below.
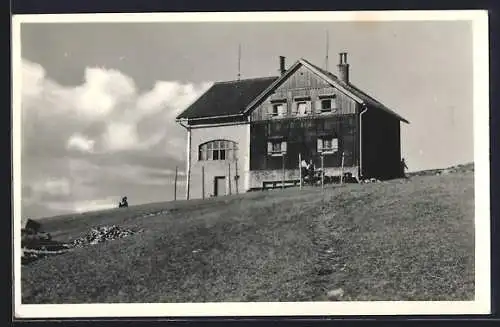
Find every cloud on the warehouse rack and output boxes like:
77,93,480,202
67,133,96,153
30,177,71,197
20,59,211,218
45,198,117,214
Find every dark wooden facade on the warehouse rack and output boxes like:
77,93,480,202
250,116,358,170
249,63,360,173
251,65,357,121
361,106,402,179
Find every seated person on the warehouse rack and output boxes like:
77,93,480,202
118,196,129,208
308,160,315,179
300,159,309,180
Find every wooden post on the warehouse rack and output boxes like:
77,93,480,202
321,154,324,188
340,151,345,185
201,166,205,200
234,159,239,194
186,129,191,200
282,152,285,190
174,166,178,201
299,153,302,190
228,163,232,195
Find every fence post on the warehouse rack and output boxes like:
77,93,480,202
321,154,324,188
201,166,205,200
340,151,345,185
174,166,178,201
228,163,232,195
282,152,285,190
299,153,302,190
234,159,239,194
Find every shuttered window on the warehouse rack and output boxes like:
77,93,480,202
267,140,287,156
296,101,309,115
317,137,339,154
268,101,287,118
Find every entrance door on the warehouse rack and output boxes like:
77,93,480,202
214,176,226,197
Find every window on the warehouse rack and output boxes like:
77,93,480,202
267,140,287,156
292,97,311,116
317,137,338,154
269,101,287,118
319,95,337,113
272,103,284,116
199,140,238,161
321,99,332,111
297,102,309,115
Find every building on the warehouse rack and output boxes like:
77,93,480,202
176,53,409,199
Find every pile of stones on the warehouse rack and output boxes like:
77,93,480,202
70,225,136,248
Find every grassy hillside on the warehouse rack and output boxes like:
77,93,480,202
21,171,475,303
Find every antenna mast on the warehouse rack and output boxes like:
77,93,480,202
325,30,329,71
237,43,241,80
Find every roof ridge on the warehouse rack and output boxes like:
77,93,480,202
214,76,279,85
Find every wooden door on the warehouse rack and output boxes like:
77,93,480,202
214,176,226,197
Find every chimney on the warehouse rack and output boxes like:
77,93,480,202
279,56,286,75
337,52,350,83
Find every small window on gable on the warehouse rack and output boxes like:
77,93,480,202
297,102,307,115
273,103,283,116
317,136,339,154
319,95,337,113
321,99,332,111
292,97,311,116
267,139,287,156
269,101,287,118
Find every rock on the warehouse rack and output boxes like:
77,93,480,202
327,288,344,301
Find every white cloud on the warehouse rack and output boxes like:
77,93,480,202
30,177,72,197
21,58,212,154
21,58,212,217
22,60,45,99
136,81,212,120
75,67,137,119
46,198,117,214
67,133,96,153
102,122,140,152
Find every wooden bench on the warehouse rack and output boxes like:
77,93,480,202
262,179,301,189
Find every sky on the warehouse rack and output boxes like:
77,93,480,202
19,19,473,219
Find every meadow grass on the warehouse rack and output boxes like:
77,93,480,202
21,171,474,303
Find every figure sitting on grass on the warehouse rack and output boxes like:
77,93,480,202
308,159,316,183
118,196,128,208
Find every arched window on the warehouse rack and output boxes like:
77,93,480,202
199,140,238,161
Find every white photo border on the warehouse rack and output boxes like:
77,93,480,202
12,10,491,318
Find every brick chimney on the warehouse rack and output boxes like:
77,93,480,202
279,56,286,75
337,52,350,83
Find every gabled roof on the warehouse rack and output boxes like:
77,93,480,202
300,59,410,124
176,58,409,124
176,76,278,120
